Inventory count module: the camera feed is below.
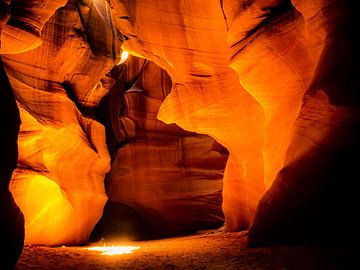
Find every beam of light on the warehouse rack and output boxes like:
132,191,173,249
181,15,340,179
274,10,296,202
118,50,129,65
86,245,140,255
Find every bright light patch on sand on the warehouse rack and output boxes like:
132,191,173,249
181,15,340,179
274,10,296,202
86,246,140,255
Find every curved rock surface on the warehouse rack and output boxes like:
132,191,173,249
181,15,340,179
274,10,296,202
0,0,358,253
0,0,67,54
1,1,67,267
95,57,228,239
248,0,360,246
109,0,359,245
3,0,121,245
111,0,266,231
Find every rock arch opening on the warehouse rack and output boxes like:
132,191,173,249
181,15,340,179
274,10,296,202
90,56,228,242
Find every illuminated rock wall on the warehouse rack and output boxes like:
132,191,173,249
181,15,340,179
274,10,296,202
98,57,228,239
0,58,24,270
109,0,359,245
1,0,358,251
110,0,266,231
249,0,360,246
3,0,120,245
1,0,67,266
0,0,68,54
108,0,323,231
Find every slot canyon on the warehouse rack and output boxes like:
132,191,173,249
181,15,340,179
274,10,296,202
0,0,357,269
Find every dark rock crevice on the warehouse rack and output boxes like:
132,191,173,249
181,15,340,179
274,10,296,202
0,58,24,270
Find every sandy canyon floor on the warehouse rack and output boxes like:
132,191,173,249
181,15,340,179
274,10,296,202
16,231,355,269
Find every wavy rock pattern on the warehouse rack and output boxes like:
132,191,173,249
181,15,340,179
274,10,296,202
109,0,359,245
98,57,228,239
1,0,67,267
3,0,120,245
111,0,266,231
248,0,360,246
0,0,68,54
0,0,357,254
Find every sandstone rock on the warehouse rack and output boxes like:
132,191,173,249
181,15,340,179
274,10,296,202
1,1,71,266
0,0,67,54
1,0,357,251
248,0,360,246
3,0,121,245
110,0,266,231
109,0,359,246
226,0,317,188
96,57,228,239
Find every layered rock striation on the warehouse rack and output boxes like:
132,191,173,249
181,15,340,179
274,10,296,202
3,0,121,245
109,0,359,245
1,1,68,267
248,0,360,246
110,0,266,231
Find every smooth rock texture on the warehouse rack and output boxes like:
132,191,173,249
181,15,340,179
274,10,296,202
1,0,358,252
0,0,67,54
110,0,266,231
3,0,121,245
248,0,360,246
109,0,359,245
226,0,317,188
97,57,228,239
1,1,69,267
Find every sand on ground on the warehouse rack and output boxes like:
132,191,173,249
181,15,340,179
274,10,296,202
16,231,355,269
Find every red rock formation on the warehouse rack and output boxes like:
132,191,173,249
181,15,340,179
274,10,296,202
0,0,68,54
110,0,266,231
1,1,67,267
94,56,227,239
1,0,357,253
225,0,317,189
248,0,360,246
3,0,121,245
109,0,359,246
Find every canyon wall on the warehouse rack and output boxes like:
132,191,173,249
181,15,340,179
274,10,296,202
2,0,120,245
110,0,266,231
1,0,68,267
248,0,360,246
0,58,24,270
109,0,359,245
92,57,227,240
1,1,358,263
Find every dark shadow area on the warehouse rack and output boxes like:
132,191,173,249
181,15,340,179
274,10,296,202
0,58,24,270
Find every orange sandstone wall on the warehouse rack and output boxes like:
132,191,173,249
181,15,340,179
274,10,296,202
1,0,67,266
3,0,121,245
109,1,358,245
0,0,68,54
1,0,357,249
249,0,360,246
99,57,228,239
110,0,266,231
109,0,328,231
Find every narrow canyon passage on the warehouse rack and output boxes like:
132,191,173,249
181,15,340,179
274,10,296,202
0,0,358,269
91,55,228,241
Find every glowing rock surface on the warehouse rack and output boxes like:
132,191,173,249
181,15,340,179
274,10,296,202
4,0,119,245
